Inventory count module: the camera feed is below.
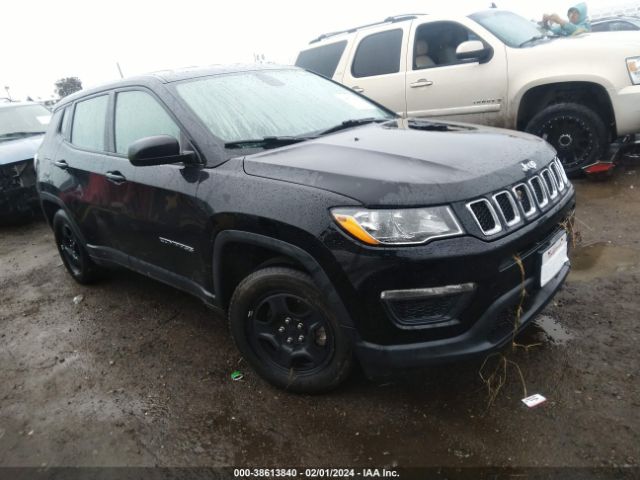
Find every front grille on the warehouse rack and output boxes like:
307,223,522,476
549,163,565,191
467,199,501,235
512,183,536,217
493,191,520,226
529,176,548,207
466,158,571,237
541,169,558,199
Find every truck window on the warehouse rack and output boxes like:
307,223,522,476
295,41,347,78
413,22,476,69
351,29,403,78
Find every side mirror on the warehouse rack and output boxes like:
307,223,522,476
456,40,493,63
128,135,196,167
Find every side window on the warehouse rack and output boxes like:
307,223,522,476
71,95,109,151
352,29,403,78
413,22,474,70
295,41,347,78
591,22,610,32
60,107,71,140
610,21,637,31
115,90,180,155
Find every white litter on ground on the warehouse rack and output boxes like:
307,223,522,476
522,393,547,408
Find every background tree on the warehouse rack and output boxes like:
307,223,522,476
54,77,83,98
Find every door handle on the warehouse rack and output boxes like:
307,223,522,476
352,86,365,93
105,171,127,184
53,159,69,169
409,79,434,88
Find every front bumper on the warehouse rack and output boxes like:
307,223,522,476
356,262,569,374
612,84,640,137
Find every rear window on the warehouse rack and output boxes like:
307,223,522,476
352,29,403,78
295,41,347,78
71,95,108,151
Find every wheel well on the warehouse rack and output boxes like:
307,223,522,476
41,200,60,227
517,82,616,140
217,242,306,309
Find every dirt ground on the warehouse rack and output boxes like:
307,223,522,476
1,165,639,470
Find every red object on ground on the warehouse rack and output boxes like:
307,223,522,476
585,162,615,174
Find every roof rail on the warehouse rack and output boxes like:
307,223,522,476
309,13,426,44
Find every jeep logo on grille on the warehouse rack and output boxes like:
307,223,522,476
521,160,537,173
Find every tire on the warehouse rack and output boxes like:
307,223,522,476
524,102,608,177
53,211,101,284
228,267,353,393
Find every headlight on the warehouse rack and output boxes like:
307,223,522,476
626,57,640,85
331,206,463,246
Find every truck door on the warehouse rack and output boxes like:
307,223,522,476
405,19,508,126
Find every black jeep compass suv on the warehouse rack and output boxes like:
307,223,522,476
36,65,574,392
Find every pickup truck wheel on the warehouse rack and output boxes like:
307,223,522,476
525,103,607,177
228,267,353,393
53,211,101,284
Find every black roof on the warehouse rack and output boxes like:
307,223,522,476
55,63,297,110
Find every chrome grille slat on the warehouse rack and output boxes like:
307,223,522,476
529,176,549,208
555,157,569,185
512,183,536,217
541,169,558,199
466,199,502,236
492,191,521,227
550,163,565,191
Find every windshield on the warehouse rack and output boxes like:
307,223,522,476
471,10,551,48
174,69,394,143
0,104,51,139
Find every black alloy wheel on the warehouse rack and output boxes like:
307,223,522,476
525,102,608,176
247,293,334,373
53,211,101,284
59,223,83,276
228,267,353,393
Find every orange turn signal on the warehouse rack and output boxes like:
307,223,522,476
333,214,380,246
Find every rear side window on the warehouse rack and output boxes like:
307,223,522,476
114,90,180,155
295,41,347,78
352,29,403,78
71,95,108,151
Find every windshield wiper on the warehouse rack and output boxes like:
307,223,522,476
317,118,388,136
224,135,313,149
519,35,548,47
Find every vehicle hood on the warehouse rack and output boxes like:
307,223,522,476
243,121,557,206
536,31,640,52
0,135,43,166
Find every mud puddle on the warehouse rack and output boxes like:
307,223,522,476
569,242,640,282
518,315,575,346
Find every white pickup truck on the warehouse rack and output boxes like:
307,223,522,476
296,9,640,175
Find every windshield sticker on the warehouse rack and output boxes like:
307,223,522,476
37,115,51,125
335,93,372,110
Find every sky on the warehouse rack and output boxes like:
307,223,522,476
0,0,626,100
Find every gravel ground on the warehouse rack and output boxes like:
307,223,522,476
1,165,639,469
